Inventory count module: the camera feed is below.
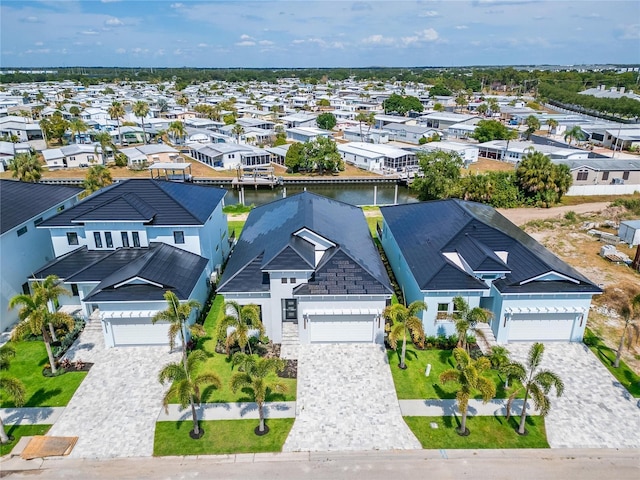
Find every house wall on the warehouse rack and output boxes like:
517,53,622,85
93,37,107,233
340,151,384,171
218,292,273,338
422,290,487,337
567,184,640,196
1,195,80,332
50,221,151,257
197,202,230,274
46,151,100,169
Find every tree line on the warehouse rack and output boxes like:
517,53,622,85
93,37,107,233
538,83,640,120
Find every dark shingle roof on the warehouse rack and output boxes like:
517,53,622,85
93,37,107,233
219,192,391,295
39,179,226,227
0,180,82,234
34,243,207,301
380,199,601,294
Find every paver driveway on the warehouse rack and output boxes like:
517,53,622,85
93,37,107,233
507,342,640,449
47,322,178,458
283,344,421,452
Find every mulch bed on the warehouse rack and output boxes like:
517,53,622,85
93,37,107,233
277,360,297,379
42,362,93,377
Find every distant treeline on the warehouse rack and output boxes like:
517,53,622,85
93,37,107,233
538,82,640,119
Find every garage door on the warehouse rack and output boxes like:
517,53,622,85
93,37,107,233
108,319,169,346
508,313,576,342
309,315,373,343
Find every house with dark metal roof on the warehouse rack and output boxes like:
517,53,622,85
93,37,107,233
218,192,392,344
380,199,601,344
33,179,229,347
0,180,82,332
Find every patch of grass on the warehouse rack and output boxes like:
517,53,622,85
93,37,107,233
365,215,382,238
153,419,294,456
223,204,254,215
228,220,245,238
584,328,640,397
0,424,51,456
174,295,296,404
387,348,520,400
404,415,548,449
0,341,87,408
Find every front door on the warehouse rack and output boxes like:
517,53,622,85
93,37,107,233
283,299,298,324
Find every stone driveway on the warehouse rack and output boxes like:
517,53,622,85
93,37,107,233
507,342,640,449
283,344,421,452
47,321,179,458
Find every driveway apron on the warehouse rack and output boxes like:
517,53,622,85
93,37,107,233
506,342,640,449
283,344,421,452
47,322,178,458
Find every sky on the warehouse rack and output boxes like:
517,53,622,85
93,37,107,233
1,0,639,68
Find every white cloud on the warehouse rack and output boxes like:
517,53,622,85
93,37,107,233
419,11,439,17
23,16,41,23
34,41,44,46
361,34,395,46
620,23,640,40
240,34,254,41
170,3,184,8
81,30,100,35
402,28,439,45
259,40,274,46
101,0,122,3
115,48,126,53
455,25,468,30
173,48,183,55
292,39,306,44
236,41,256,47
105,17,124,27
197,43,208,47
25,48,51,54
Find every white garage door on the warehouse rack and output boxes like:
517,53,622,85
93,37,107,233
108,319,169,346
309,315,373,343
508,313,576,342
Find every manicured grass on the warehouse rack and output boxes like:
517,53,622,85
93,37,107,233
404,415,548,449
585,329,640,398
365,214,382,238
0,424,51,457
223,204,254,215
228,220,246,238
0,341,87,408
154,419,294,456
387,347,519,400
169,295,296,404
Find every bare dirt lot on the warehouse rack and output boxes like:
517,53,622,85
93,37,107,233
503,203,640,373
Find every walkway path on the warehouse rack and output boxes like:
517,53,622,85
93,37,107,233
157,401,296,421
399,399,534,417
283,344,421,452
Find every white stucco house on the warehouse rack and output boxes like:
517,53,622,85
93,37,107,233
380,200,602,344
1,180,83,332
33,179,230,347
218,192,392,344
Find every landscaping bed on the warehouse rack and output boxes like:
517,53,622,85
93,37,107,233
153,419,294,456
404,415,548,449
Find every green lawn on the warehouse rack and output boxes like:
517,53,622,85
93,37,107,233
0,424,51,456
0,341,87,408
387,347,519,400
404,415,548,449
154,419,294,456
228,220,246,239
585,330,640,398
169,295,296,404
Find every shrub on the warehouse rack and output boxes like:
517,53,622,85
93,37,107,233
564,210,577,223
52,318,85,358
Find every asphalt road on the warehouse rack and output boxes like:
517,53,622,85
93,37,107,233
2,449,639,480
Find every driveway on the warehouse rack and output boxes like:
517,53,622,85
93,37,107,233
47,321,179,458
283,344,421,452
506,342,640,449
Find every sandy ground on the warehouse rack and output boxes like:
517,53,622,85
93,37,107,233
498,202,612,226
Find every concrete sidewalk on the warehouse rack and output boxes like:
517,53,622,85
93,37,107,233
157,402,296,421
0,407,65,425
399,399,534,417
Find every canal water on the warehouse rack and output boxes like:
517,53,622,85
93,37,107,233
221,183,419,207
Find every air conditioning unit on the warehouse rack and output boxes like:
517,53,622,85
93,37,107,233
209,271,218,284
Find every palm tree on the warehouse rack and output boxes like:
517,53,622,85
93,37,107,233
503,342,564,435
564,125,585,146
524,115,541,140
230,353,287,435
82,165,112,196
0,345,26,444
9,288,75,374
168,120,187,145
93,131,114,164
158,350,221,439
177,95,189,108
231,124,245,144
35,275,71,342
218,301,264,355
383,301,426,369
355,112,375,141
108,101,126,146
152,291,204,366
69,118,89,144
68,105,81,117
451,296,493,352
476,103,489,116
546,118,558,136
614,292,640,368
503,128,519,160
439,348,496,436
132,100,150,144
9,152,42,183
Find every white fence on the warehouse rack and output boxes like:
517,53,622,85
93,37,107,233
567,184,640,196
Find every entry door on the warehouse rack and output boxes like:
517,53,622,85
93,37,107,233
283,299,298,323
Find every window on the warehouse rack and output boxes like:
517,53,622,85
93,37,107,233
34,217,43,225
22,282,30,295
290,277,296,284
121,232,130,247
132,231,140,247
105,232,113,248
57,205,65,212
602,171,609,181
17,226,27,236
71,284,79,296
623,171,630,180
436,303,449,320
173,231,185,244
281,278,288,284
576,170,588,181
67,232,79,245
94,232,103,248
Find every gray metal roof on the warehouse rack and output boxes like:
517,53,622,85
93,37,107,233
0,180,82,234
553,158,640,171
381,199,601,294
218,192,391,295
